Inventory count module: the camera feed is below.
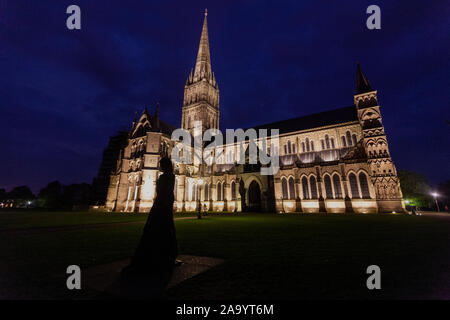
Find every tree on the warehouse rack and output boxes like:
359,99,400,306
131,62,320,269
438,179,450,211
7,186,35,207
0,188,6,200
8,186,35,199
62,183,93,209
398,170,433,209
38,181,63,209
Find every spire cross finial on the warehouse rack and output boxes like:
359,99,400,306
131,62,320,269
205,8,207,16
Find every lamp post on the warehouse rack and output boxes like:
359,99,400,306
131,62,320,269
197,178,203,219
432,192,440,212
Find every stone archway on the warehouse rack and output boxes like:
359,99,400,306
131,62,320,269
247,180,262,212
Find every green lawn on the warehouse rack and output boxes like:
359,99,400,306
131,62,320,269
1,211,449,299
0,210,196,230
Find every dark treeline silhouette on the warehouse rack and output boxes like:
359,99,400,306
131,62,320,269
438,179,450,212
0,186,35,208
1,181,93,210
38,181,93,210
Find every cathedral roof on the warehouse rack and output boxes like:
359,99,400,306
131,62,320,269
250,105,359,135
130,109,176,138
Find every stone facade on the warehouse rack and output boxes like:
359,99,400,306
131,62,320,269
105,11,405,214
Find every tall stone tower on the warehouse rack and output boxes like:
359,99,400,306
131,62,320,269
354,63,405,213
181,9,220,135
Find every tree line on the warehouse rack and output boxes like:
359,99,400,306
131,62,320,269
0,181,93,210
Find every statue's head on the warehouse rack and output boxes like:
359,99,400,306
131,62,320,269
159,157,173,174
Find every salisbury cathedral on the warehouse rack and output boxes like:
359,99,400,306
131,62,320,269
105,11,405,214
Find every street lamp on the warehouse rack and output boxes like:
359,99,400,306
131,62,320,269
432,192,440,212
197,178,204,219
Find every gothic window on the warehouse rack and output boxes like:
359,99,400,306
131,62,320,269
302,142,305,153
284,144,287,155
310,176,318,199
192,183,197,201
324,175,333,198
209,183,213,200
352,134,357,146
325,135,330,149
321,140,325,150
282,178,288,199
346,131,352,146
311,141,314,151
332,174,343,198
331,138,335,149
292,144,296,153
231,181,236,200
359,173,371,198
302,176,310,199
287,141,292,154
217,182,222,201
342,136,347,147
349,173,359,198
223,183,226,201
306,138,310,152
288,177,295,199
204,183,209,200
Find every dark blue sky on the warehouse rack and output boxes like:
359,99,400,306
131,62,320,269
0,0,448,193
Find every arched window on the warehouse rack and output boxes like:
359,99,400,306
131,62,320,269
288,177,295,199
302,142,305,153
310,141,314,151
331,138,335,149
209,183,213,201
310,176,318,199
302,177,309,199
231,181,236,200
352,134,357,146
341,136,347,147
282,178,288,199
332,174,343,198
217,182,222,201
325,135,330,149
349,173,359,198
359,173,371,198
204,183,209,200
321,140,325,150
306,138,310,152
346,131,352,146
223,183,226,201
324,175,333,198
193,183,197,201
174,178,178,200
284,144,287,155
292,144,296,153
287,141,292,154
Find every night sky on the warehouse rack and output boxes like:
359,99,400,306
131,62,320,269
0,0,448,193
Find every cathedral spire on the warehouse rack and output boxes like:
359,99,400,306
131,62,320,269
193,9,212,81
181,10,219,134
356,62,373,94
